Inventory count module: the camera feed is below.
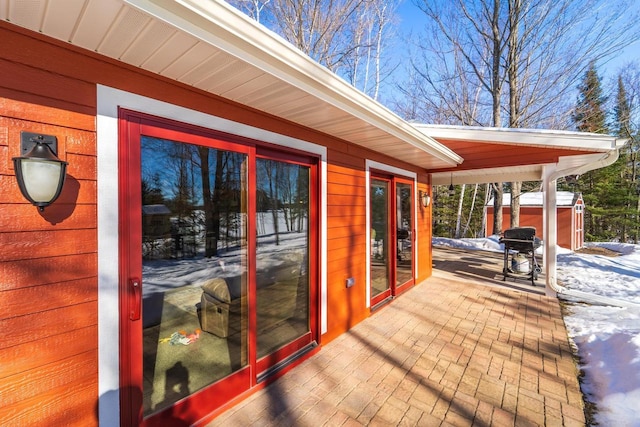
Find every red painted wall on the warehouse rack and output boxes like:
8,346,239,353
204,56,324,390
486,204,582,250
0,22,433,424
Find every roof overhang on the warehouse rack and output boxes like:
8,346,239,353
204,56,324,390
0,0,461,170
1,1,625,181
416,125,626,185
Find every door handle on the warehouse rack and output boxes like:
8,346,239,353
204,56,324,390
130,278,141,321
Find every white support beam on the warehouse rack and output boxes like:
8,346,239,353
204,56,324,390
542,165,559,297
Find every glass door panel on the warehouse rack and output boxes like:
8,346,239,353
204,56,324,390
122,114,319,423
140,137,248,417
255,158,311,360
395,182,414,289
370,178,391,304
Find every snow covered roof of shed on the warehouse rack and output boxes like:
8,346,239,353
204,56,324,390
142,204,172,215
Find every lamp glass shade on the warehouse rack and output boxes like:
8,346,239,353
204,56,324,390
420,192,430,207
13,138,68,210
18,158,65,203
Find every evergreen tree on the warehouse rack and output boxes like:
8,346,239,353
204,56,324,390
573,63,608,134
572,63,615,241
614,76,631,137
613,76,640,242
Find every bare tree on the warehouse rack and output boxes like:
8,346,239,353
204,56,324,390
230,0,271,20
228,0,399,100
408,0,640,234
347,0,400,99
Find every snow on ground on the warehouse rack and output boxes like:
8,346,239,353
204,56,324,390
433,237,640,426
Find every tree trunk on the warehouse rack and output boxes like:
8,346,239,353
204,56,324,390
462,183,479,237
510,181,521,228
492,183,503,236
481,184,490,237
198,147,221,258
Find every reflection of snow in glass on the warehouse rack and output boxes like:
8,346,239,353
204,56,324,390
143,212,306,297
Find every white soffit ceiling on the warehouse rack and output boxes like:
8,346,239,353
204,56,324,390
415,124,618,151
421,124,623,185
0,0,462,170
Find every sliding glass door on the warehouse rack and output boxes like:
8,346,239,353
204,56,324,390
369,174,415,308
370,178,391,305
255,156,315,376
119,112,318,425
139,138,250,417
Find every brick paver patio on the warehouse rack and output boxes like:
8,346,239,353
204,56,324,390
207,250,584,426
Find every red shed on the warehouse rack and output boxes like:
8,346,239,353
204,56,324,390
486,192,584,250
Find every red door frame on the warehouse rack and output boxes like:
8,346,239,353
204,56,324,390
118,110,320,425
370,172,415,308
254,148,320,378
370,175,393,307
393,176,416,296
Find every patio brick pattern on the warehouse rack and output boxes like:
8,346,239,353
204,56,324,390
207,267,584,426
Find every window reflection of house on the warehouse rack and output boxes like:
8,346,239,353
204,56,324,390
142,204,172,237
142,204,172,259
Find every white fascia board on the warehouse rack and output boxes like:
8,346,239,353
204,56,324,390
416,124,620,152
125,0,462,166
432,150,619,186
431,166,543,185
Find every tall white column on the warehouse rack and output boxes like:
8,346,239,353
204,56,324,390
542,165,558,297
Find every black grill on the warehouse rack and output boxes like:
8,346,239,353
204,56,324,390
501,227,541,252
499,227,541,284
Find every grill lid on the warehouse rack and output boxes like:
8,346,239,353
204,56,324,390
502,227,536,241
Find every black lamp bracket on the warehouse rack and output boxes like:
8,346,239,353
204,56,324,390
20,131,58,156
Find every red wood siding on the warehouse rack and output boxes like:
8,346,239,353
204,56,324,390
486,205,579,250
0,21,433,425
0,23,99,424
325,164,368,342
417,179,433,282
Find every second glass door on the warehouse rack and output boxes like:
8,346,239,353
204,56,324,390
370,175,415,308
395,181,414,292
255,157,314,375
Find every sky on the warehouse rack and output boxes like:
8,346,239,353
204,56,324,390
433,236,640,426
394,0,640,81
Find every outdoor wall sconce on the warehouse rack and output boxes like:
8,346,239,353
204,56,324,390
419,190,431,207
13,131,68,212
448,174,455,197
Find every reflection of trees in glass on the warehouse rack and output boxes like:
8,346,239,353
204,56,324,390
257,159,309,245
370,182,388,253
141,137,246,259
142,173,164,205
199,148,245,256
398,185,411,231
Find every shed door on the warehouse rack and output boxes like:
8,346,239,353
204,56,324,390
575,202,584,250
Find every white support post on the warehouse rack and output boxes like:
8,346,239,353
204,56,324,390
542,165,558,297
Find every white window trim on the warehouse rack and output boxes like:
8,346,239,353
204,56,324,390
96,85,327,424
